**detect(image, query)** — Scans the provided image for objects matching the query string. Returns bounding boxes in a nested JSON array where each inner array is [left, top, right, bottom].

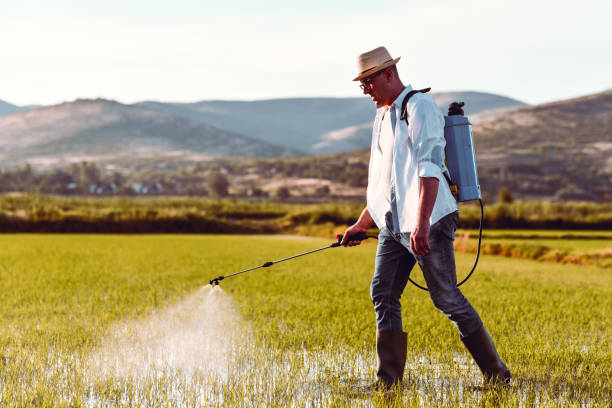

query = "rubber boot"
[[461, 324, 511, 385], [374, 331, 407, 390]]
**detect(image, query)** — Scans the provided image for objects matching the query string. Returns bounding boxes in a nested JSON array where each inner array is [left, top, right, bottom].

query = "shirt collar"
[[376, 84, 414, 117]]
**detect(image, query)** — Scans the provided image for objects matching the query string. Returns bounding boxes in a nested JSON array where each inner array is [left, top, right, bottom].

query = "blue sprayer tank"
[[443, 102, 482, 202]]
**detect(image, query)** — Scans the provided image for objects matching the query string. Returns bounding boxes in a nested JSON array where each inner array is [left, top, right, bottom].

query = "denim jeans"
[[371, 211, 483, 337]]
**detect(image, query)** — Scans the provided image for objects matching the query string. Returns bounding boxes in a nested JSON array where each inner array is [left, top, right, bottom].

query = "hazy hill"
[[472, 89, 612, 201], [139, 91, 526, 154], [0, 99, 32, 117], [0, 92, 524, 170], [0, 99, 302, 169], [216, 90, 612, 202], [138, 98, 376, 154], [0, 90, 608, 202]]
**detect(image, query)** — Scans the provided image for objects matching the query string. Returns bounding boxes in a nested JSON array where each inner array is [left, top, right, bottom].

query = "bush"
[[314, 185, 331, 197], [208, 172, 229, 197], [275, 186, 290, 200], [498, 187, 513, 203]]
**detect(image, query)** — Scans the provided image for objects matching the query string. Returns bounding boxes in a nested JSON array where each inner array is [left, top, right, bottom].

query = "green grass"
[[455, 229, 612, 268], [463, 229, 612, 239], [1, 195, 611, 233], [481, 238, 611, 252], [0, 234, 610, 407]]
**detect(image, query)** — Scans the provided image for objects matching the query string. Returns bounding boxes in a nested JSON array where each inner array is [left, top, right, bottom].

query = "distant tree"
[[498, 187, 513, 204], [0, 172, 9, 192], [40, 169, 74, 194], [70, 162, 101, 190], [208, 171, 229, 197], [345, 172, 366, 187], [16, 164, 35, 187], [314, 185, 331, 197], [111, 172, 126, 188], [275, 186, 290, 200], [249, 187, 268, 198], [84, 163, 100, 184]]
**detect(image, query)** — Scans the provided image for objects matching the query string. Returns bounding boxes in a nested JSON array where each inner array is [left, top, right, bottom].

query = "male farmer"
[[341, 46, 511, 389]]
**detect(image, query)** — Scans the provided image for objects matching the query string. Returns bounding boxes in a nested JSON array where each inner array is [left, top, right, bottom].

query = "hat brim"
[[353, 57, 401, 81]]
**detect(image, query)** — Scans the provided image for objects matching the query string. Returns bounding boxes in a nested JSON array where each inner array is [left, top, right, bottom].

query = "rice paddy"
[[0, 233, 610, 407]]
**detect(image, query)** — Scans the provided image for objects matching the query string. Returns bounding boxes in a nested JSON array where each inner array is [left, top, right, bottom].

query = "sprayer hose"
[[373, 199, 484, 292]]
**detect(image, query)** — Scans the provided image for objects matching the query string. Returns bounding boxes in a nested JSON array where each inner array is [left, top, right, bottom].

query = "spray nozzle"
[[209, 276, 224, 286]]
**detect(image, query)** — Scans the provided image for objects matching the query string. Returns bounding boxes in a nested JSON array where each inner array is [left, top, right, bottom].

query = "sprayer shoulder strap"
[[400, 87, 456, 194], [399, 87, 431, 125]]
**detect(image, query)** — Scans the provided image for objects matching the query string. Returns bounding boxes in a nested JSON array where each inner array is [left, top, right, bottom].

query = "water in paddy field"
[[82, 285, 601, 407], [87, 284, 242, 382]]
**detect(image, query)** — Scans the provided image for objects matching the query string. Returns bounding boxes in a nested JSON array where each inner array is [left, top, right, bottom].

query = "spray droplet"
[[87, 285, 244, 382]]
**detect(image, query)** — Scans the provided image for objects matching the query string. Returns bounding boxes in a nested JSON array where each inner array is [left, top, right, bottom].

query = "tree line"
[[0, 162, 231, 197]]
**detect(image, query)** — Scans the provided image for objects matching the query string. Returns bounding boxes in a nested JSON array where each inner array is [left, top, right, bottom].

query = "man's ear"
[[383, 67, 394, 82]]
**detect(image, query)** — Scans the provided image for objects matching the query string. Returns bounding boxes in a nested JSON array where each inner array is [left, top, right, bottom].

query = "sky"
[[1, 0, 611, 107]]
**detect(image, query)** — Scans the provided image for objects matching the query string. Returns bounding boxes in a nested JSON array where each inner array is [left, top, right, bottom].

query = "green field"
[[455, 229, 612, 269], [0, 234, 610, 407], [1, 195, 611, 233]]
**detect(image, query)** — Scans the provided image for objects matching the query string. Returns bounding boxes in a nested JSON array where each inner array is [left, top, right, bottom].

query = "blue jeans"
[[371, 211, 483, 337]]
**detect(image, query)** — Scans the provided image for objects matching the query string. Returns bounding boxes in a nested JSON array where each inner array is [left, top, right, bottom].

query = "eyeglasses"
[[359, 70, 385, 91]]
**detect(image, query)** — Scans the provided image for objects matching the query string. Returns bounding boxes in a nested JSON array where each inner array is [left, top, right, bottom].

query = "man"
[[341, 46, 511, 390]]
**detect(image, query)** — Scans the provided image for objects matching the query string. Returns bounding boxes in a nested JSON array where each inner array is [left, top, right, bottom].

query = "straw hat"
[[353, 46, 401, 81]]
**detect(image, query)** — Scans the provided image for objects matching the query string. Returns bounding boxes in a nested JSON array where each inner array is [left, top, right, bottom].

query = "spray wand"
[[210, 206, 482, 290], [209, 233, 376, 286]]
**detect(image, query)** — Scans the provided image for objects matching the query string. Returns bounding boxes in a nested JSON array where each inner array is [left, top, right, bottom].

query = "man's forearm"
[[417, 177, 439, 224], [341, 207, 375, 246], [356, 207, 375, 230]]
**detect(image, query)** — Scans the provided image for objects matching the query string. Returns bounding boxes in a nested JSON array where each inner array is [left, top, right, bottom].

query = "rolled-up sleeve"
[[410, 98, 446, 181]]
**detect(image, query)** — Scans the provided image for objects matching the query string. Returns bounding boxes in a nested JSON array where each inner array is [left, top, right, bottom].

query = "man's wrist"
[[416, 215, 430, 227], [355, 220, 371, 231]]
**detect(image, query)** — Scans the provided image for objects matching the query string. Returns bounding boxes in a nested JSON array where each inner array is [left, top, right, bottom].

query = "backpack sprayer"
[[210, 97, 484, 292], [402, 95, 484, 291]]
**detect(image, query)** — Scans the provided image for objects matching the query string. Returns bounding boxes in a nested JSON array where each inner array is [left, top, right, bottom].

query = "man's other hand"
[[341, 224, 368, 247], [410, 221, 431, 256]]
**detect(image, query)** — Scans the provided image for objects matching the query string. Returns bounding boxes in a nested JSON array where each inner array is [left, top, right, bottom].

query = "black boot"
[[373, 331, 407, 390], [461, 325, 511, 385]]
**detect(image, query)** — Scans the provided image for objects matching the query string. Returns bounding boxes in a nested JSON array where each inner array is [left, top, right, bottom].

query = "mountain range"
[[139, 91, 525, 154], [0, 89, 610, 201], [0, 99, 301, 169], [0, 99, 33, 117], [0, 91, 525, 169], [472, 89, 612, 201], [260, 89, 610, 202]]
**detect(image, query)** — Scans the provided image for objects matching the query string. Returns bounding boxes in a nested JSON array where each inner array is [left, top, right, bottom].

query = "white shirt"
[[366, 85, 458, 233], [378, 107, 394, 204]]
